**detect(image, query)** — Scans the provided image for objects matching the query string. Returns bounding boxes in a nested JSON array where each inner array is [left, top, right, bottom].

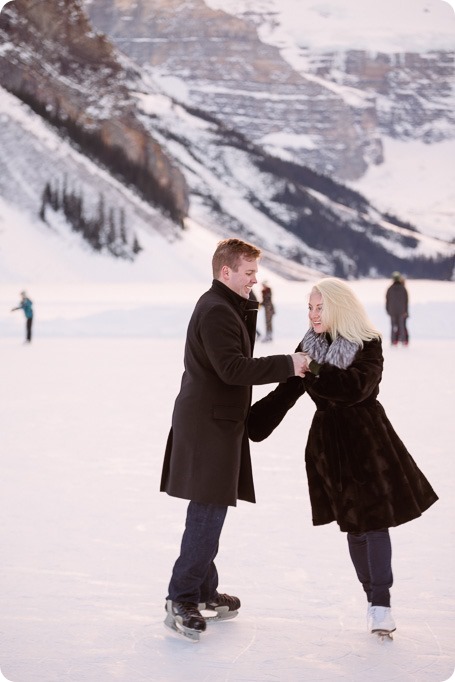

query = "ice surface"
[[1, 276, 454, 682]]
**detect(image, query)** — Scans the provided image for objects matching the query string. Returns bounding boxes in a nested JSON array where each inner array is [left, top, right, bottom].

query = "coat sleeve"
[[303, 339, 383, 406], [247, 376, 306, 441], [200, 303, 292, 385]]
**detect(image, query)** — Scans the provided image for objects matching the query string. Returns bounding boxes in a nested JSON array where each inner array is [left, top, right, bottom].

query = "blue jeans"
[[347, 529, 393, 607], [167, 501, 228, 604]]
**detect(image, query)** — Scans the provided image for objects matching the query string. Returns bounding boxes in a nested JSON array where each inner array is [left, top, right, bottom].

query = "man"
[[11, 291, 34, 343], [385, 272, 409, 345], [261, 281, 275, 342], [160, 238, 306, 640]]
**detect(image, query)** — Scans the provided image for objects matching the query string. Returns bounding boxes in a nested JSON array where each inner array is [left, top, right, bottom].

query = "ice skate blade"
[[372, 629, 395, 641], [201, 607, 239, 622], [198, 602, 239, 621], [164, 613, 201, 642]]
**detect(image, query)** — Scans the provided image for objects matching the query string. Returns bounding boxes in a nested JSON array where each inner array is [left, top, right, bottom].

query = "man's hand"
[[290, 352, 309, 377]]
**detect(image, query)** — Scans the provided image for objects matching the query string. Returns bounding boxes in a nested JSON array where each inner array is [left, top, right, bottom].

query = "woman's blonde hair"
[[310, 277, 381, 344]]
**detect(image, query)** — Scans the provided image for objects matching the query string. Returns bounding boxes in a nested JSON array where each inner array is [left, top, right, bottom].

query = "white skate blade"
[[199, 604, 239, 621], [164, 612, 201, 642], [205, 609, 239, 621]]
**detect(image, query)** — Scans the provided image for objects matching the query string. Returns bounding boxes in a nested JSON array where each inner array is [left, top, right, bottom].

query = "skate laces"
[[175, 601, 203, 617]]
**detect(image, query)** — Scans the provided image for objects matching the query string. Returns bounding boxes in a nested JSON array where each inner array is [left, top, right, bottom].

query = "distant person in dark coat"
[[261, 281, 275, 342], [160, 238, 307, 640], [11, 291, 33, 343], [249, 288, 261, 338], [248, 277, 438, 639], [386, 272, 409, 345]]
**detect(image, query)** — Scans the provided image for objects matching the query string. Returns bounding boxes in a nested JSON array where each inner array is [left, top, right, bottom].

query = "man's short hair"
[[212, 238, 261, 278]]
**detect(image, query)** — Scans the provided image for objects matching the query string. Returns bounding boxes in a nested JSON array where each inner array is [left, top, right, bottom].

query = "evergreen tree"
[[39, 182, 52, 221], [106, 207, 117, 250], [132, 235, 142, 255], [119, 208, 127, 244], [38, 179, 142, 260]]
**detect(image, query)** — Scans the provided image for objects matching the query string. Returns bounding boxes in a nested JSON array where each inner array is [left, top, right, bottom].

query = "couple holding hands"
[[160, 238, 437, 641]]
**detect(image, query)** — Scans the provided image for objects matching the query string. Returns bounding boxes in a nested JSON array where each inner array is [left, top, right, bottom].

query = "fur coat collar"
[[300, 328, 360, 369]]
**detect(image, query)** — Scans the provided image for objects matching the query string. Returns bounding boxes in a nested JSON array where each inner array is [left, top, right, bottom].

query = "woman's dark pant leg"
[[366, 529, 393, 607], [348, 532, 372, 602], [347, 529, 393, 607]]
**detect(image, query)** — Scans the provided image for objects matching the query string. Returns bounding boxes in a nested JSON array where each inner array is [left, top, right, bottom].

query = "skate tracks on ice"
[[144, 604, 454, 682]]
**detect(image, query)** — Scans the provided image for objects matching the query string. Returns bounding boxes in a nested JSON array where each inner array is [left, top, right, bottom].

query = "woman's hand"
[[302, 354, 312, 374]]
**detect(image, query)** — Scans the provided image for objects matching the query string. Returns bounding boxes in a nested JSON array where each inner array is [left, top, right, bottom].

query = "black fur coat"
[[248, 337, 438, 533]]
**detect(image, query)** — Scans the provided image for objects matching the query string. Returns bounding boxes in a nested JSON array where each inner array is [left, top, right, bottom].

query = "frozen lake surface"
[[1, 325, 454, 681]]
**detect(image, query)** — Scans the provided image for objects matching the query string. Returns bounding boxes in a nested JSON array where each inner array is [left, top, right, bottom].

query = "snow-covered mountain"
[[0, 0, 454, 281], [203, 0, 455, 240], [85, 0, 455, 240], [2, 76, 454, 281], [203, 0, 455, 149]]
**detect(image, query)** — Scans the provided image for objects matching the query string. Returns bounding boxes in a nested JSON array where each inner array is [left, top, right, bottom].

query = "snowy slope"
[[0, 90, 194, 287], [0, 86, 337, 279], [349, 138, 455, 241], [5, 82, 452, 285], [0, 86, 323, 289]]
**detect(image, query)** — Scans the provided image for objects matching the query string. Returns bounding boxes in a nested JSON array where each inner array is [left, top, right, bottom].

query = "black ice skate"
[[164, 600, 207, 641], [199, 593, 241, 621]]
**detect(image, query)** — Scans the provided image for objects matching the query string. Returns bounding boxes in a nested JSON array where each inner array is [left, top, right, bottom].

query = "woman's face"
[[308, 290, 328, 333]]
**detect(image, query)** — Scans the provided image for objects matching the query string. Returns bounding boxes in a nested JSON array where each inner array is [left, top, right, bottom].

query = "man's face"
[[223, 256, 258, 299]]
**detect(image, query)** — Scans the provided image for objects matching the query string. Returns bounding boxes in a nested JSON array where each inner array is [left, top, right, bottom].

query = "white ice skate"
[[369, 605, 396, 640]]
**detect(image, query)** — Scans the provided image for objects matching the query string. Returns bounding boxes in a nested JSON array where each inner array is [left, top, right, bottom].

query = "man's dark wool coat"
[[160, 279, 293, 507], [248, 337, 438, 533]]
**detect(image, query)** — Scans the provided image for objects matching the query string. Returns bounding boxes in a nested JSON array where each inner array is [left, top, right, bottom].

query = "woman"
[[248, 277, 438, 637]]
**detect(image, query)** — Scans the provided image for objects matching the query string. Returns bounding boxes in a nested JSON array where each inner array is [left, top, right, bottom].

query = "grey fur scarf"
[[300, 328, 360, 369]]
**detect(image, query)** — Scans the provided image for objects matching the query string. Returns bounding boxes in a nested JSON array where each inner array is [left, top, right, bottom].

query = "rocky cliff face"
[[85, 0, 454, 182], [305, 48, 455, 143], [85, 0, 383, 181], [0, 0, 189, 221]]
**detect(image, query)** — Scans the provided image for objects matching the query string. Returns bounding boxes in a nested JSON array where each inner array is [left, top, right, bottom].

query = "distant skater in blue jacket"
[[11, 291, 34, 343]]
